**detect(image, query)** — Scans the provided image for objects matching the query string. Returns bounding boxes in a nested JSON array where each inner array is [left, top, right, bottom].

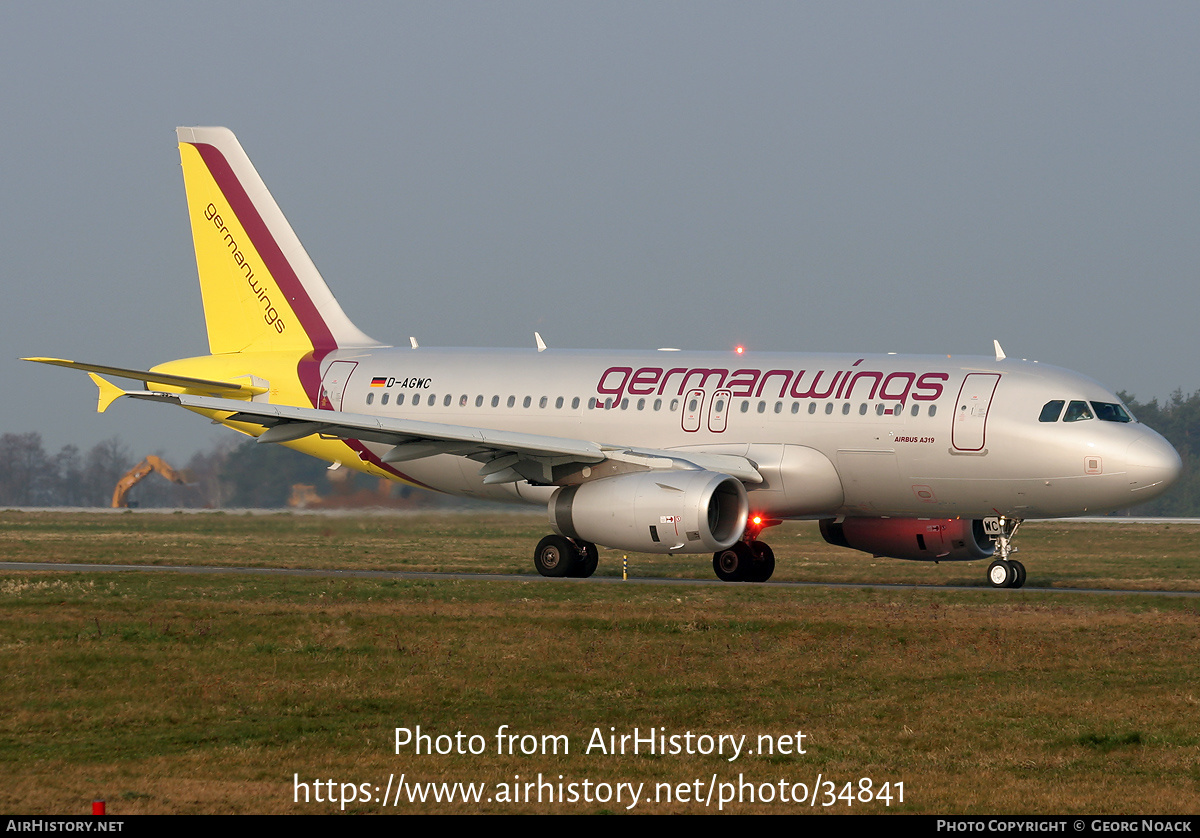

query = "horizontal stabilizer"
[[22, 357, 268, 397]]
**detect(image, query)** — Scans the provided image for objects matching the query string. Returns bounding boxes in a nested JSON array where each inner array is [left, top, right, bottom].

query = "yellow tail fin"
[[175, 127, 379, 355]]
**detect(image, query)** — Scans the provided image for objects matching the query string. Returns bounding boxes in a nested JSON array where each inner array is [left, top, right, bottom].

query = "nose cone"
[[1126, 432, 1183, 500]]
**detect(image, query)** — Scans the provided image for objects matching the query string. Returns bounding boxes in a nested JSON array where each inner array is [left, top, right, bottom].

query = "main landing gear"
[[533, 534, 599, 578], [986, 517, 1026, 589], [712, 517, 781, 583]]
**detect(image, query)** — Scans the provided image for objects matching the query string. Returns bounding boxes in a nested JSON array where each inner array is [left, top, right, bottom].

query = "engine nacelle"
[[549, 470, 749, 554], [819, 517, 994, 562]]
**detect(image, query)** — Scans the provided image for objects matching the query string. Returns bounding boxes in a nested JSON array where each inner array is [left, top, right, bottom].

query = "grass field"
[[1, 511, 1198, 814]]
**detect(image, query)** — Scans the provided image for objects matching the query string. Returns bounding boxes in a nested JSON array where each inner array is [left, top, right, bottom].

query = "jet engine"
[[549, 470, 748, 554], [819, 517, 994, 562]]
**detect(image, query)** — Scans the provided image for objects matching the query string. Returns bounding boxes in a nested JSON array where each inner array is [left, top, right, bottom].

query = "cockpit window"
[[1091, 401, 1132, 423], [1039, 400, 1064, 422], [1063, 400, 1094, 422]]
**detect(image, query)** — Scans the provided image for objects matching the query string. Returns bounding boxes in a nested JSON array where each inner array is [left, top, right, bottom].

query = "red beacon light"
[[735, 345, 745, 355], [747, 514, 782, 539]]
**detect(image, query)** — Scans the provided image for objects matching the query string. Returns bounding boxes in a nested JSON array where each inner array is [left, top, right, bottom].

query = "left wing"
[[118, 387, 763, 487]]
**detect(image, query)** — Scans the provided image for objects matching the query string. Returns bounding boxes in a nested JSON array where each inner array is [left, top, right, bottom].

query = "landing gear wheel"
[[534, 535, 579, 578], [1010, 559, 1026, 589], [713, 542, 753, 582], [747, 541, 776, 582], [987, 559, 1016, 589], [570, 540, 599, 578]]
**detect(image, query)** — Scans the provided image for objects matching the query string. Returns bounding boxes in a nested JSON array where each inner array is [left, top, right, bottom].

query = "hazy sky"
[[3, 2, 1198, 460]]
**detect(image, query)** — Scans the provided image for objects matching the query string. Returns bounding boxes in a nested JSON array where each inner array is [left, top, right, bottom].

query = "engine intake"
[[550, 470, 748, 554]]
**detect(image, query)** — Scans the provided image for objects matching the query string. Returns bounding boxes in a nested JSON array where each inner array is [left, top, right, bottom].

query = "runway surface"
[[3, 560, 1198, 598]]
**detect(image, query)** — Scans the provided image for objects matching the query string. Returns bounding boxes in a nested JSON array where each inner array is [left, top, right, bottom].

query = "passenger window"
[[740, 402, 749, 413], [522, 396, 531, 408], [825, 403, 834, 415], [653, 398, 662, 411], [381, 393, 389, 405], [572, 397, 580, 409], [428, 394, 436, 406], [774, 402, 783, 414], [444, 394, 452, 407], [859, 403, 868, 415], [459, 394, 468, 407], [476, 395, 484, 407], [929, 405, 937, 417], [491, 395, 500, 408], [507, 396, 516, 408], [366, 393, 374, 405], [714, 398, 725, 412], [807, 403, 815, 415], [842, 403, 851, 415], [539, 396, 548, 408], [1039, 400, 1064, 422], [671, 399, 679, 411], [555, 396, 564, 409], [1063, 400, 1093, 422], [1091, 402, 1132, 423], [757, 401, 766, 414]]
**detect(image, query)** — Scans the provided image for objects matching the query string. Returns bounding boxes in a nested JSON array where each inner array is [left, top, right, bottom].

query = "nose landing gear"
[[986, 517, 1026, 588]]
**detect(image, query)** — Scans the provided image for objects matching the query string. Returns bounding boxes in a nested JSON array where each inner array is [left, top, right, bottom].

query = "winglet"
[[993, 340, 1006, 361], [87, 373, 127, 414], [535, 332, 547, 352]]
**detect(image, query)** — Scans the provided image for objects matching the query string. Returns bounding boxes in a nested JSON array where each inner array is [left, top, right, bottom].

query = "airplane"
[[26, 127, 1182, 588]]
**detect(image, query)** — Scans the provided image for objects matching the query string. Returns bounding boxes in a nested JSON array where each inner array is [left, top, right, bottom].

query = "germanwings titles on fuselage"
[[594, 358, 947, 405]]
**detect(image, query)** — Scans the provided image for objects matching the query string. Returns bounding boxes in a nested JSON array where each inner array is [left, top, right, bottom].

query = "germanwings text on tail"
[[26, 127, 1182, 588]]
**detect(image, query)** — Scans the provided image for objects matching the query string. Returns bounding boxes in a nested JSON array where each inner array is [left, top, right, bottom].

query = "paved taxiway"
[[3, 561, 1198, 598]]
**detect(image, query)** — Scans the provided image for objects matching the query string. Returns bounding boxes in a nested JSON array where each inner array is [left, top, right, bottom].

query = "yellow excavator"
[[111, 455, 189, 508]]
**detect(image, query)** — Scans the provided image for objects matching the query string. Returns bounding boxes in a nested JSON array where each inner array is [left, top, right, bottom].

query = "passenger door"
[[952, 373, 1000, 452]]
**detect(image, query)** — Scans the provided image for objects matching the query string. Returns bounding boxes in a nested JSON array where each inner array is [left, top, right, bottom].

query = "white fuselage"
[[315, 346, 1180, 520]]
